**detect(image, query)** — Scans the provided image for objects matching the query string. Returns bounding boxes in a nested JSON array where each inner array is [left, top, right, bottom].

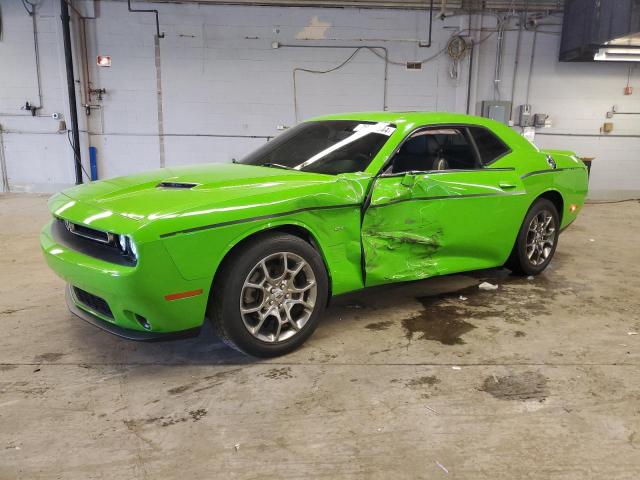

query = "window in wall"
[[468, 126, 510, 165], [391, 127, 479, 173]]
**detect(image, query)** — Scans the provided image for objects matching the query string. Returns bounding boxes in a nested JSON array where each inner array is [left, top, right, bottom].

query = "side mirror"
[[401, 172, 416, 187]]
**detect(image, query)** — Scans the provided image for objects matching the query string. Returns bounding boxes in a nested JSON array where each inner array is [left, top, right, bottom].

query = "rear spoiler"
[[540, 149, 577, 157]]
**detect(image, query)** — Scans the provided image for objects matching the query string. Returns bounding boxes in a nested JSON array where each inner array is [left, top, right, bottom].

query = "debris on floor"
[[478, 282, 499, 291], [459, 295, 468, 301], [234, 444, 240, 452], [451, 366, 461, 370], [425, 405, 438, 414], [435, 461, 449, 474], [628, 332, 638, 336], [527, 275, 534, 280]]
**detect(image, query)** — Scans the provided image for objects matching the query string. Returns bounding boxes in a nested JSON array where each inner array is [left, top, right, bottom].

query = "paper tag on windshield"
[[353, 123, 395, 136], [376, 124, 396, 136]]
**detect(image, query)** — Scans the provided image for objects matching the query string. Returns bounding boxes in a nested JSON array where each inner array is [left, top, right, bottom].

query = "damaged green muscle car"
[[41, 112, 588, 356]]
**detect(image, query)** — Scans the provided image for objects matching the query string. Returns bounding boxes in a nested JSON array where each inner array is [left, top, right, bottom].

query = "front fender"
[[161, 205, 364, 295]]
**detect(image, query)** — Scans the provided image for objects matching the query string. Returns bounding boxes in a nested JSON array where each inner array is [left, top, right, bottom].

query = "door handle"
[[499, 182, 517, 190], [401, 172, 417, 187]]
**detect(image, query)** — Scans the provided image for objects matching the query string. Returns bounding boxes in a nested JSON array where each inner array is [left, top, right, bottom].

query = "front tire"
[[507, 198, 559, 276], [209, 233, 329, 357]]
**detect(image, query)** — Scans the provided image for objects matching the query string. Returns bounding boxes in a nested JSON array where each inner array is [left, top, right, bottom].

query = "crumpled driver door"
[[361, 169, 526, 287]]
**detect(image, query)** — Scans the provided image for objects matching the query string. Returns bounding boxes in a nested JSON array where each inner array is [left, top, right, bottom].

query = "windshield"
[[238, 120, 395, 174]]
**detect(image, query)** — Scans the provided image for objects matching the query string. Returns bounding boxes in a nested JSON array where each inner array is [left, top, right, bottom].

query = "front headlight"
[[116, 234, 137, 260], [128, 237, 138, 259], [118, 234, 128, 252]]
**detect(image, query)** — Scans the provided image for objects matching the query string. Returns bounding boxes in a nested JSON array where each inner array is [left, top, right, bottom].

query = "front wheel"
[[507, 198, 559, 276], [209, 233, 328, 357]]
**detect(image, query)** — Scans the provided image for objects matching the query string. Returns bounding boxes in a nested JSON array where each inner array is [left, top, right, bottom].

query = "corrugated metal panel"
[[149, 0, 562, 11]]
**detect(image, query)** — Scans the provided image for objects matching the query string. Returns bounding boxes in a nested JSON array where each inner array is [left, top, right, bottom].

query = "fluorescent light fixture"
[[594, 48, 640, 62]]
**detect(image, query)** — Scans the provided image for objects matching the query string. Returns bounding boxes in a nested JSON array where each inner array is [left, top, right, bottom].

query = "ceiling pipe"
[[418, 0, 434, 47], [63, 0, 97, 108], [128, 0, 164, 38], [509, 12, 524, 121], [466, 38, 474, 114], [60, 0, 83, 184]]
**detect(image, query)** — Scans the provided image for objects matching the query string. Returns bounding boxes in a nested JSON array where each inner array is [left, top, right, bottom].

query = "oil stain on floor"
[[480, 371, 548, 402], [365, 320, 395, 331], [398, 271, 573, 345], [401, 295, 477, 345], [405, 375, 440, 387]]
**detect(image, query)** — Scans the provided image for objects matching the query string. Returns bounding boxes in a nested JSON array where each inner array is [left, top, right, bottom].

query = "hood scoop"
[[157, 181, 198, 189]]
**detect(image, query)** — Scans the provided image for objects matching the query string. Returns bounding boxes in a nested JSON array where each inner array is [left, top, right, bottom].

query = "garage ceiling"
[[146, 0, 563, 11]]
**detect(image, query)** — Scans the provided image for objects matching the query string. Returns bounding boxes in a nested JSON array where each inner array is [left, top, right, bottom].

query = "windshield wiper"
[[261, 163, 295, 170]]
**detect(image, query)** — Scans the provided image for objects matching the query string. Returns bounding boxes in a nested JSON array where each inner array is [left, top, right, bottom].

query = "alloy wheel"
[[240, 252, 317, 343], [526, 209, 556, 266]]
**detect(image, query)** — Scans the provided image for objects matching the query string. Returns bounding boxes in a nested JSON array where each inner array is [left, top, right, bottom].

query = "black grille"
[[73, 287, 113, 319], [66, 221, 112, 243], [52, 219, 136, 267]]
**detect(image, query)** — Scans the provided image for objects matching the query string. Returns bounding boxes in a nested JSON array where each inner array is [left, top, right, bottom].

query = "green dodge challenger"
[[41, 112, 588, 356]]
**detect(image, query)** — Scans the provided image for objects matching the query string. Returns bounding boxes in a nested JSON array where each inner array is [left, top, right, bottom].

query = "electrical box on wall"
[[518, 104, 533, 127], [534, 113, 550, 128], [481, 101, 512, 124]]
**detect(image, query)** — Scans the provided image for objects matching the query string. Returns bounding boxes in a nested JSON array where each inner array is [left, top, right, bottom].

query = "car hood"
[[54, 163, 366, 240]]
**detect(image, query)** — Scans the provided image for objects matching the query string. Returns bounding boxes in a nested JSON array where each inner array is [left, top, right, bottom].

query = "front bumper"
[[66, 285, 201, 341], [41, 220, 210, 337]]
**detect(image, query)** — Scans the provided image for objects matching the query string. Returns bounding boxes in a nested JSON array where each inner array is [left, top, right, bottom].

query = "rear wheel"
[[507, 198, 559, 276], [209, 233, 328, 357]]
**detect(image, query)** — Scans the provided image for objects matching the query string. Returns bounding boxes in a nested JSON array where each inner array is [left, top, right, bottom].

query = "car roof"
[[308, 111, 536, 151], [309, 111, 496, 126]]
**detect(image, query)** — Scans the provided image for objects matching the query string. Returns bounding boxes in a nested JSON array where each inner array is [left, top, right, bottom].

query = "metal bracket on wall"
[[127, 0, 164, 39]]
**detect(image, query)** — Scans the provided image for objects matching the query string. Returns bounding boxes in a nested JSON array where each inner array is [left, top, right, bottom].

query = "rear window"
[[468, 126, 510, 165]]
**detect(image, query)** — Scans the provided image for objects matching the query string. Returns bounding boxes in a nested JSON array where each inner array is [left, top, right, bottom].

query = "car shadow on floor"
[[68, 267, 556, 366]]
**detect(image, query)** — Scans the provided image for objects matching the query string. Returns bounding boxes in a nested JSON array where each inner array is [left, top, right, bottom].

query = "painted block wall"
[[0, 0, 638, 199], [471, 14, 640, 200]]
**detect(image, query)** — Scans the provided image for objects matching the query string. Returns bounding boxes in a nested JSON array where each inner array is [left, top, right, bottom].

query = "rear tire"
[[209, 233, 328, 357], [506, 198, 559, 276]]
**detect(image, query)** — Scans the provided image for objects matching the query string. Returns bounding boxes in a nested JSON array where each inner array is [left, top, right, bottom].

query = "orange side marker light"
[[164, 289, 203, 301]]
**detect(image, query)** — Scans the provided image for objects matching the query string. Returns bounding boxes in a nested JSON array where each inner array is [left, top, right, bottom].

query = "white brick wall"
[[0, 0, 638, 199]]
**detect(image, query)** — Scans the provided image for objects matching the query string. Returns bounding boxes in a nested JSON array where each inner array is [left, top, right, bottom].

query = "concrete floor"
[[1, 194, 639, 479]]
